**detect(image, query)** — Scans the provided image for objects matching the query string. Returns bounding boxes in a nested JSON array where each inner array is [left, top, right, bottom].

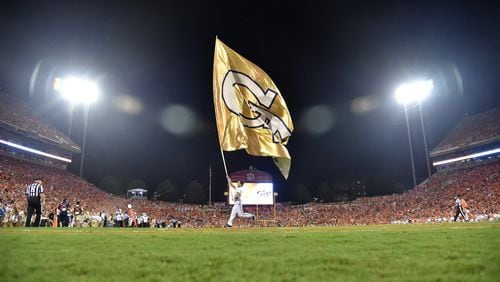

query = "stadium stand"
[[0, 92, 498, 228], [0, 91, 81, 171], [1, 154, 498, 228], [430, 107, 500, 159], [0, 91, 80, 152]]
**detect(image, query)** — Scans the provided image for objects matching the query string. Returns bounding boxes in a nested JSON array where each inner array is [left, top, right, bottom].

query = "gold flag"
[[213, 37, 293, 179]]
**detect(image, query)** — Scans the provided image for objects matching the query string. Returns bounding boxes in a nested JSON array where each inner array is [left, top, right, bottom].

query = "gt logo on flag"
[[213, 37, 293, 178], [222, 70, 292, 143]]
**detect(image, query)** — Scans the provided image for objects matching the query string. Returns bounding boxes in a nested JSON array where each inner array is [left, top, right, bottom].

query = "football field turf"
[[1, 222, 498, 282]]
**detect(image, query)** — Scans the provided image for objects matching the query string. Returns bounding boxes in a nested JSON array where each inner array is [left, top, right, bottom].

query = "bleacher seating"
[[1, 155, 498, 227], [430, 107, 500, 157]]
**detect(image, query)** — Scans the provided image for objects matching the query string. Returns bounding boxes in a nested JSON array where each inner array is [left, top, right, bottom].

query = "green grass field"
[[1, 223, 499, 282]]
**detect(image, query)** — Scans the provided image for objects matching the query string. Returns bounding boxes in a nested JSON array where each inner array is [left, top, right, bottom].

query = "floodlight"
[[395, 79, 434, 185], [395, 80, 433, 105], [52, 76, 100, 178], [54, 77, 99, 104]]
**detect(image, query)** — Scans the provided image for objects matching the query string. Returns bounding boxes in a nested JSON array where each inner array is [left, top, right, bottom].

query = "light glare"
[[113, 94, 143, 115], [395, 80, 433, 105], [300, 105, 335, 135], [350, 96, 379, 114], [160, 105, 196, 136], [54, 77, 99, 104]]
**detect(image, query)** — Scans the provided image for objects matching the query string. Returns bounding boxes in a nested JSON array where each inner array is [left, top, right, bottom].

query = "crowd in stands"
[[0, 91, 78, 151], [1, 154, 498, 228], [432, 107, 500, 154], [1, 87, 498, 228], [251, 158, 498, 227], [0, 137, 70, 170]]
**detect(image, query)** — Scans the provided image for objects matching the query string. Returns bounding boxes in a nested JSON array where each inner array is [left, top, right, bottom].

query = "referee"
[[25, 177, 44, 227]]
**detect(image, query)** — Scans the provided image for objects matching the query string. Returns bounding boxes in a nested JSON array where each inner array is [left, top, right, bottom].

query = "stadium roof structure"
[[127, 188, 148, 193], [229, 166, 273, 183], [0, 91, 81, 153], [430, 107, 500, 158]]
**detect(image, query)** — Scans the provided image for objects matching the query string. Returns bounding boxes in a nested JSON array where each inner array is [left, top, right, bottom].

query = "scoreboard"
[[228, 182, 274, 205]]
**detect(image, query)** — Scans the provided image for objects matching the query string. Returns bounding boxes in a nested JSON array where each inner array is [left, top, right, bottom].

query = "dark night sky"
[[0, 1, 499, 201]]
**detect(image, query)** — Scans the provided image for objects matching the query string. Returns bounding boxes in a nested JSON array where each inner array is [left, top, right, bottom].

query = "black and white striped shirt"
[[26, 182, 43, 198]]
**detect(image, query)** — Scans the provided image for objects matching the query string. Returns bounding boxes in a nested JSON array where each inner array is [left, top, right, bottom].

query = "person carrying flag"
[[224, 177, 255, 228]]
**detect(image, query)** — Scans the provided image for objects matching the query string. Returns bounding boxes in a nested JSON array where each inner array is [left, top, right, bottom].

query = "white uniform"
[[227, 184, 254, 226]]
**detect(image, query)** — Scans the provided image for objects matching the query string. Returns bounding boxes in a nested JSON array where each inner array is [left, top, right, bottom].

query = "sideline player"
[[127, 204, 138, 228], [453, 194, 468, 222], [224, 177, 255, 228], [73, 201, 84, 227], [25, 177, 44, 227]]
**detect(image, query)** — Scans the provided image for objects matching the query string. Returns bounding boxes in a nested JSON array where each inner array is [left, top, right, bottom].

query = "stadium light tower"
[[54, 77, 99, 178], [395, 80, 434, 187], [418, 101, 432, 178]]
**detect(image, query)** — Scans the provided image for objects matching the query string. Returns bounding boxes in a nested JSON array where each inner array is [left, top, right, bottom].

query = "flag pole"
[[219, 145, 229, 179], [218, 122, 231, 180], [209, 164, 212, 206]]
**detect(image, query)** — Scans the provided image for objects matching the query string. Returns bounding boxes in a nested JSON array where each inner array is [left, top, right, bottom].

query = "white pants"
[[227, 202, 254, 226]]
